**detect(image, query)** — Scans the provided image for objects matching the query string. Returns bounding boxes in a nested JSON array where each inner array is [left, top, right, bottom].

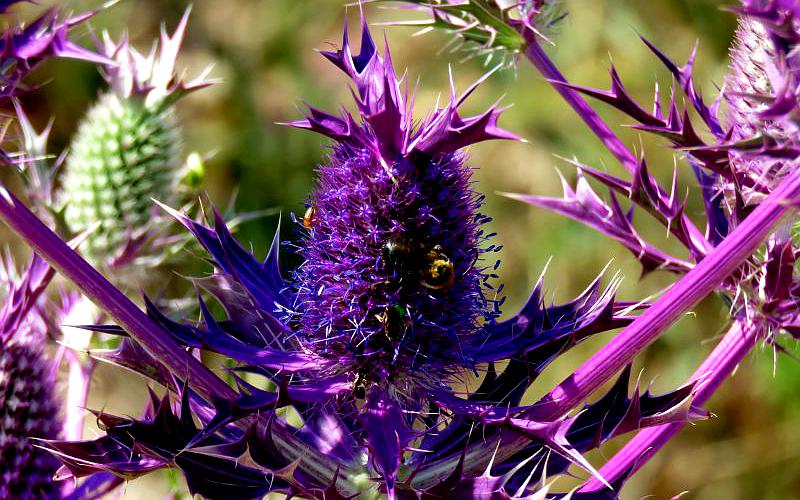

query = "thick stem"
[[529, 169, 800, 421], [523, 39, 709, 254], [579, 318, 760, 491], [64, 356, 93, 440], [61, 296, 100, 441]]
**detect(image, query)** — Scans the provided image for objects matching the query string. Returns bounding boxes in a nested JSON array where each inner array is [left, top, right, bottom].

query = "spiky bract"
[[382, 0, 566, 65]]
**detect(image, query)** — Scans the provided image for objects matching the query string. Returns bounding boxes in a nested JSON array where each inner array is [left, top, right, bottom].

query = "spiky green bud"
[[59, 8, 211, 265], [61, 92, 181, 260]]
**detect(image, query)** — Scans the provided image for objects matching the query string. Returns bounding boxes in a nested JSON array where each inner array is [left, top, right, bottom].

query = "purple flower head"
[[722, 5, 800, 204], [730, 4, 800, 344], [0, 255, 62, 499], [287, 17, 518, 379], [709, 2, 800, 342]]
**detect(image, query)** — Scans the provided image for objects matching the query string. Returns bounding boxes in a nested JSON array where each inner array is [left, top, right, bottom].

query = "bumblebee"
[[381, 235, 455, 290]]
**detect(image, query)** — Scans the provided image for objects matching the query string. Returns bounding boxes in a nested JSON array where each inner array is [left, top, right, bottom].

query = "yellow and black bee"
[[381, 235, 455, 290]]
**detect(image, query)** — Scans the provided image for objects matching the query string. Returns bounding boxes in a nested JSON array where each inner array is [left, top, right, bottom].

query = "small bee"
[[420, 245, 455, 290], [381, 234, 417, 273], [303, 206, 317, 229]]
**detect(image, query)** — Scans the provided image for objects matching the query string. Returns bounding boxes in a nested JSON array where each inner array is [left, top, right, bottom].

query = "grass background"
[[7, 0, 800, 498]]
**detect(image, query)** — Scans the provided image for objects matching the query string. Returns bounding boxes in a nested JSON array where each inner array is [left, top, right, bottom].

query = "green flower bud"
[[61, 92, 181, 260], [59, 8, 212, 264]]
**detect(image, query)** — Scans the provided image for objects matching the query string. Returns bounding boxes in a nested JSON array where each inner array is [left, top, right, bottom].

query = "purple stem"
[[0, 189, 235, 401], [63, 354, 94, 441], [528, 168, 800, 421], [523, 39, 710, 254], [523, 40, 639, 173], [578, 318, 760, 491], [59, 352, 93, 498]]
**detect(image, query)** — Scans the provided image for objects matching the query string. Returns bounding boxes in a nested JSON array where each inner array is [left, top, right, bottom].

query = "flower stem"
[[578, 318, 760, 491], [529, 168, 800, 421], [523, 40, 639, 172], [522, 38, 709, 253], [64, 355, 93, 441]]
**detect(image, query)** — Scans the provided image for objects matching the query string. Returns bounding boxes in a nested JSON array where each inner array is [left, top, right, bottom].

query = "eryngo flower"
[[721, 1, 800, 339], [722, 13, 798, 204], [60, 8, 212, 265], [39, 18, 709, 500], [288, 19, 517, 377], [0, 256, 61, 499]]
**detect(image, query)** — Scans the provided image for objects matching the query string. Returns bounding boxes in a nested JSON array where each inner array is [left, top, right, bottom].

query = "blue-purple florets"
[[294, 144, 496, 377], [0, 257, 61, 499]]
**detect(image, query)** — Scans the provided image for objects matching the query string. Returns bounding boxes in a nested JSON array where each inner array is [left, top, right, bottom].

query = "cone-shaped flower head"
[[723, 3, 800, 204], [60, 8, 212, 263], [289, 18, 517, 383], [0, 257, 61, 499], [718, 2, 800, 340], [726, 19, 778, 140]]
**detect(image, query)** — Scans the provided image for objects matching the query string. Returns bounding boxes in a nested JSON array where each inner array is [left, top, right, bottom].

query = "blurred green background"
[[7, 0, 800, 498]]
